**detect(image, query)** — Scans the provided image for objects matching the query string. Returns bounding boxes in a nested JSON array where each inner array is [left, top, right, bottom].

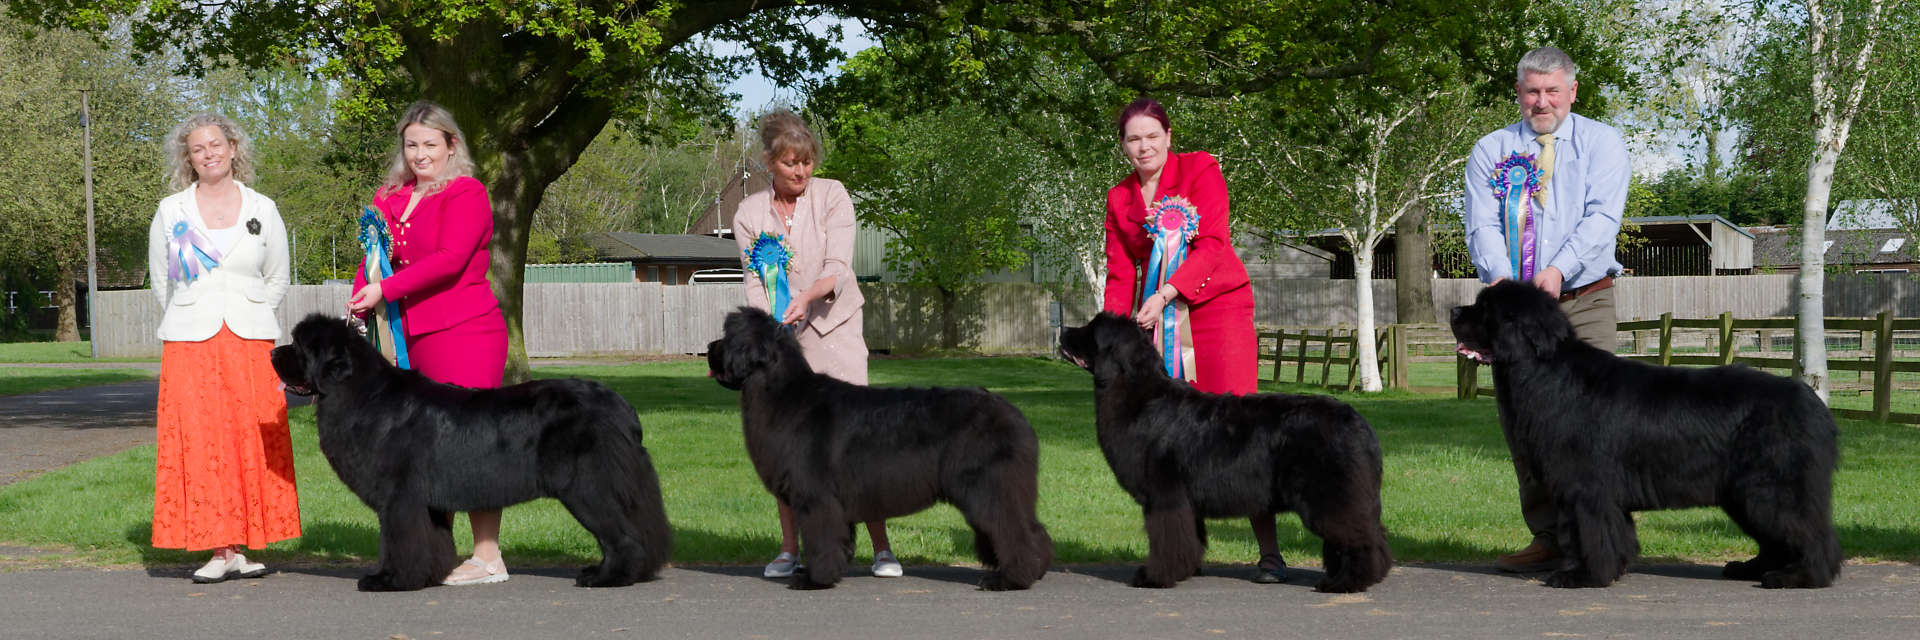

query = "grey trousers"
[[1515, 285, 1616, 547]]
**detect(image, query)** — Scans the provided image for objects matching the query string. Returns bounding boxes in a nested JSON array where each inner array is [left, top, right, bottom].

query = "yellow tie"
[[1534, 132, 1555, 205]]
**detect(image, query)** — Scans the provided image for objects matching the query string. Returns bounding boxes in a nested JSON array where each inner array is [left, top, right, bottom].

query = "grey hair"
[[165, 113, 255, 191], [758, 110, 823, 165], [1517, 47, 1579, 85], [380, 100, 476, 197]]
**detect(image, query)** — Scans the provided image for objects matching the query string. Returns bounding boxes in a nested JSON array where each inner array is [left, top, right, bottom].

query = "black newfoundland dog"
[[706, 307, 1052, 590], [1057, 313, 1392, 592], [270, 314, 672, 591], [1450, 281, 1841, 589]]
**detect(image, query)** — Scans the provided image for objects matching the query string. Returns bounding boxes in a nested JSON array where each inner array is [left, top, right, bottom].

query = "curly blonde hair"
[[380, 100, 476, 197], [165, 113, 254, 191]]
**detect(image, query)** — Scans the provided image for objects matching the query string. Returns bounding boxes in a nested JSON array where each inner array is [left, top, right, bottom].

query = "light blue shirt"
[[1463, 112, 1629, 289]]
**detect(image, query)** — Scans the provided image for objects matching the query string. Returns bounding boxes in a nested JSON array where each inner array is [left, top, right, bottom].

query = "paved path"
[[3, 562, 1917, 639], [0, 380, 163, 486]]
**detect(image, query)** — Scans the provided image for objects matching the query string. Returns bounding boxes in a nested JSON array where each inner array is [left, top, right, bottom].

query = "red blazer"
[[1103, 151, 1251, 314], [353, 176, 500, 336]]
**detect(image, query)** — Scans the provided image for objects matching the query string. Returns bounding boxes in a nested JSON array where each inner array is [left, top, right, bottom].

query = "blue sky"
[[721, 17, 876, 115]]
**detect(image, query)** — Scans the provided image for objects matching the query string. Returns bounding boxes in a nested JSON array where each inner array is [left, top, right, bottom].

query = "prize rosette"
[[1141, 195, 1201, 381], [745, 232, 794, 323], [357, 206, 411, 369], [1489, 152, 1542, 281], [166, 219, 223, 284]]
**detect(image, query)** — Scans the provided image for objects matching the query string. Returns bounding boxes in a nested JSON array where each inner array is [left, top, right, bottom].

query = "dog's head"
[[1058, 312, 1163, 380], [707, 306, 807, 390], [1449, 280, 1575, 364], [270, 313, 382, 397]]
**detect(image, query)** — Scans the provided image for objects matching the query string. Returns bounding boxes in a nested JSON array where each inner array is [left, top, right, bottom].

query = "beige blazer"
[[733, 177, 865, 337], [146, 182, 291, 342]]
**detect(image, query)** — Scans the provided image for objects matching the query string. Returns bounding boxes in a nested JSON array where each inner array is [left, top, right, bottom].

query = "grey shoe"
[[871, 550, 903, 578], [763, 552, 801, 578]]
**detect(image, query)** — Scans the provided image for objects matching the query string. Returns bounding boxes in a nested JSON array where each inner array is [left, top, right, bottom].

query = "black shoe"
[[1252, 554, 1287, 584]]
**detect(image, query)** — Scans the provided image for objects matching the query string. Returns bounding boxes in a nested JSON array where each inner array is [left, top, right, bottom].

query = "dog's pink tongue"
[[276, 381, 287, 392], [1455, 343, 1491, 364]]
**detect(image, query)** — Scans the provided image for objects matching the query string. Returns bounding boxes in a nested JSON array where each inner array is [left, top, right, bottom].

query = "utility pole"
[[81, 88, 98, 358]]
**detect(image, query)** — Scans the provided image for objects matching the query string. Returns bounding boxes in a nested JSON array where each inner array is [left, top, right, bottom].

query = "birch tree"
[[1793, 0, 1893, 401]]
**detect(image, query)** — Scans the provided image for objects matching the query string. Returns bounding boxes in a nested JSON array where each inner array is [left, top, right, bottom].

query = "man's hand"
[[1531, 266, 1565, 299]]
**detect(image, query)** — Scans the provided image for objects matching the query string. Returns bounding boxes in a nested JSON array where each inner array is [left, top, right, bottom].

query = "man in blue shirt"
[[1462, 46, 1630, 574]]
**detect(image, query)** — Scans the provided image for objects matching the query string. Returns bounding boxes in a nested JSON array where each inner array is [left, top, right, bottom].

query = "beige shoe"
[[190, 555, 231, 583], [1495, 540, 1562, 573], [444, 557, 509, 586]]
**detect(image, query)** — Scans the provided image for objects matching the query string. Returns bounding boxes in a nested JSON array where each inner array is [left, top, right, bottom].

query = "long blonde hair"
[[164, 113, 254, 191], [379, 100, 476, 197]]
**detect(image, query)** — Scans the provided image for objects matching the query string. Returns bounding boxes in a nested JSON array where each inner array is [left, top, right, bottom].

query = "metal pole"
[[82, 88, 98, 358]]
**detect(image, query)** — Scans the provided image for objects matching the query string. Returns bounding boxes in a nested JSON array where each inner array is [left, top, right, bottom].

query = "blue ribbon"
[[166, 220, 222, 284], [1489, 152, 1542, 281], [357, 206, 410, 369]]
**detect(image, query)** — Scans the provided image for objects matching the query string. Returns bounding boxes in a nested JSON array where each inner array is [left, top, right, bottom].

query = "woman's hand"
[[346, 282, 385, 315], [781, 293, 810, 327], [1133, 284, 1178, 329]]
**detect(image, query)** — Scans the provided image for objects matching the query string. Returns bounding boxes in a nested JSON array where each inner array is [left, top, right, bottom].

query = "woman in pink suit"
[[733, 110, 902, 580], [347, 101, 510, 586], [1102, 97, 1277, 583]]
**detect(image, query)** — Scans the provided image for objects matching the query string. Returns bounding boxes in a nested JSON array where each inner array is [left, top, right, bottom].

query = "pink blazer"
[[733, 177, 864, 337], [1103, 151, 1252, 314], [353, 176, 500, 337]]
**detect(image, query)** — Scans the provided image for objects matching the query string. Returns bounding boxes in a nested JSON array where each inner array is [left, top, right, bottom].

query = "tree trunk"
[[1797, 147, 1837, 402], [1353, 247, 1382, 392], [1393, 199, 1436, 324], [938, 286, 960, 350], [53, 274, 80, 342]]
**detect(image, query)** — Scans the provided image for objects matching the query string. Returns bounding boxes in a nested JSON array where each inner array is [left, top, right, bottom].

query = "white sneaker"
[[190, 552, 268, 583], [190, 555, 230, 583], [871, 550, 903, 578], [443, 557, 510, 586], [763, 551, 800, 578]]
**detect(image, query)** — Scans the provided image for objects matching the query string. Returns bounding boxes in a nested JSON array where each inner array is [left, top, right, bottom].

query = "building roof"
[[578, 232, 741, 264], [1751, 227, 1919, 268], [1629, 214, 1755, 239], [690, 157, 770, 237], [1830, 199, 1908, 230]]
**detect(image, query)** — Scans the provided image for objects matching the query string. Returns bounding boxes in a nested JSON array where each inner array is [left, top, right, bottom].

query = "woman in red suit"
[[348, 101, 510, 586], [1102, 97, 1278, 583]]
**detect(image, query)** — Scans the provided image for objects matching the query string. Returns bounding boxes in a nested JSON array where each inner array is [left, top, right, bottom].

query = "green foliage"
[[531, 120, 749, 262], [0, 18, 184, 337]]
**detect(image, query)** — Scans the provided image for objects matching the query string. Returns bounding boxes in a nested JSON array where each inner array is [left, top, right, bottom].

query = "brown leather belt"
[[1558, 275, 1615, 302]]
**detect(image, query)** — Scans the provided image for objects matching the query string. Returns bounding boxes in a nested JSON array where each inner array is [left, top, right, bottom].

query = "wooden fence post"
[[1874, 310, 1894, 423], [1659, 311, 1674, 367], [1457, 356, 1477, 399], [1294, 330, 1309, 383], [1391, 324, 1409, 389], [1719, 311, 1736, 365]]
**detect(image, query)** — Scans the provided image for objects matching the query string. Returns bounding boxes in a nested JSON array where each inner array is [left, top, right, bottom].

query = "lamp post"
[[81, 88, 97, 358]]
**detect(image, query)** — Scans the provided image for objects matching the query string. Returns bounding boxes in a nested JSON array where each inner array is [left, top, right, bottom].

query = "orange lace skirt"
[[152, 325, 301, 550]]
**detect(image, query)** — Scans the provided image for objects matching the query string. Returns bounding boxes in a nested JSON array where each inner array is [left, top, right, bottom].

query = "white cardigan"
[[146, 182, 291, 342]]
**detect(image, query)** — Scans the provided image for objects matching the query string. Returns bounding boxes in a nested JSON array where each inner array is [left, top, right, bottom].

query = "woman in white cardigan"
[[145, 113, 301, 584]]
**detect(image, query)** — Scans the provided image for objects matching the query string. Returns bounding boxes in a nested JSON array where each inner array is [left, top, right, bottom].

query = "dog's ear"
[[1487, 282, 1573, 360], [720, 306, 784, 382]]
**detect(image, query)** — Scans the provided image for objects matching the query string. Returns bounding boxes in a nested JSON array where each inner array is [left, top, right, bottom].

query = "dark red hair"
[[1115, 97, 1170, 138]]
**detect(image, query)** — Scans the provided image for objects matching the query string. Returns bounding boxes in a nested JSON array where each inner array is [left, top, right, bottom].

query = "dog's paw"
[[787, 567, 837, 591], [978, 572, 1029, 591], [1128, 567, 1176, 589], [1759, 568, 1830, 589], [357, 572, 421, 592], [1723, 559, 1769, 581], [1543, 570, 1610, 589]]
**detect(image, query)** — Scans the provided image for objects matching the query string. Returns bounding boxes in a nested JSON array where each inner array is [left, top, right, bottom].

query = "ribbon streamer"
[[745, 232, 794, 328], [357, 206, 411, 369], [166, 220, 223, 284], [1489, 152, 1542, 282], [1141, 195, 1200, 382]]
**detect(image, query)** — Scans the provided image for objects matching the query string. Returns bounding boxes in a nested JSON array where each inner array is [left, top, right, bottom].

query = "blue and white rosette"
[[357, 206, 410, 369], [745, 232, 794, 327], [1141, 195, 1201, 382], [166, 219, 223, 284]]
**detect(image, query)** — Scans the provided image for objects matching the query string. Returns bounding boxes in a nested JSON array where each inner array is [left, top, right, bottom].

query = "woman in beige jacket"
[[733, 110, 899, 580]]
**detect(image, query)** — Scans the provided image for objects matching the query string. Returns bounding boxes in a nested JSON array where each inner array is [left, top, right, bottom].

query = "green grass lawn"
[[0, 341, 155, 364], [2, 356, 1917, 572], [0, 368, 154, 396]]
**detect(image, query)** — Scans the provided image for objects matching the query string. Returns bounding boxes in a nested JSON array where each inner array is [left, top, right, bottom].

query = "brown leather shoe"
[[1495, 540, 1561, 573]]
